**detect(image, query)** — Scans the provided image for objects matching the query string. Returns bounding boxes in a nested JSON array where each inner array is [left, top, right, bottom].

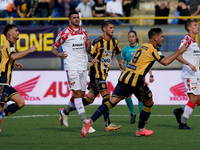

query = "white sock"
[[183, 105, 193, 119], [74, 98, 86, 116]]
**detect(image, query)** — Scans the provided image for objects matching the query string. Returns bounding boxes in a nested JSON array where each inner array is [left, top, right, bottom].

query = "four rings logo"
[[170, 82, 188, 101], [14, 76, 41, 101]]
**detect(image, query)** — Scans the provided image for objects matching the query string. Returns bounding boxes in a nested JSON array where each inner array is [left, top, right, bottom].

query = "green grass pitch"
[[0, 105, 200, 150]]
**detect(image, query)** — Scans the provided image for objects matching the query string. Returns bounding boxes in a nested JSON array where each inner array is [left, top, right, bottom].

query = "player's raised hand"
[[58, 51, 68, 59], [29, 45, 37, 53]]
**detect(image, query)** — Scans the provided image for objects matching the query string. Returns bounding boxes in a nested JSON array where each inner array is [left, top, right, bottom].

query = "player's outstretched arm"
[[11, 45, 37, 60], [51, 47, 68, 59], [160, 42, 188, 66]]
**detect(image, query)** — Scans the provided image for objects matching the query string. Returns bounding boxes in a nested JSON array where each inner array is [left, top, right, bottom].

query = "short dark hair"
[[148, 28, 162, 39], [68, 11, 79, 19], [185, 20, 195, 32], [128, 30, 139, 43], [3, 24, 17, 37], [101, 21, 114, 31]]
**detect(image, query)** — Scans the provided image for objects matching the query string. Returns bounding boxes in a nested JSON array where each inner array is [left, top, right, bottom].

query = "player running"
[[81, 28, 188, 138]]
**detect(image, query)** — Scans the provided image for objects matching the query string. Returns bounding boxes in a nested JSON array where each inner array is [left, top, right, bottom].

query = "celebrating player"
[[122, 30, 154, 124], [81, 27, 188, 138], [0, 24, 37, 132]]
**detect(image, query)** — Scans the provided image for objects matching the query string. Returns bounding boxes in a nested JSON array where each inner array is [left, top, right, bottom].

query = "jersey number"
[[132, 49, 141, 64]]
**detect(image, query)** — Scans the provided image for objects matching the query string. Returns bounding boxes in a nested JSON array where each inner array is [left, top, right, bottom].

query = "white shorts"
[[182, 78, 200, 95], [66, 70, 87, 91]]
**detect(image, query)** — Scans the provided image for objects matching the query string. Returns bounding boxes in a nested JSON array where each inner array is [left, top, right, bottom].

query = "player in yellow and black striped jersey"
[[88, 35, 121, 80], [0, 24, 36, 132], [0, 40, 17, 85], [119, 43, 164, 87], [81, 28, 189, 138]]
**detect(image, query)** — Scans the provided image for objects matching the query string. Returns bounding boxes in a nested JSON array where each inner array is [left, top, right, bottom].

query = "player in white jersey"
[[173, 21, 200, 129], [51, 11, 95, 133]]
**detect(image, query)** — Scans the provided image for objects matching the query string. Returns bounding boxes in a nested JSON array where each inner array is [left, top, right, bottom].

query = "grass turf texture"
[[0, 105, 200, 150]]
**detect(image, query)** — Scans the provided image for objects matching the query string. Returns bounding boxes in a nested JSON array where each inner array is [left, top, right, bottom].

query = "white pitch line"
[[3, 114, 200, 119]]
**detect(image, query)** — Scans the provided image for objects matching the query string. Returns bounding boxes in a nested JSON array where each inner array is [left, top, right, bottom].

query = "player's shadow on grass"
[[155, 124, 179, 129], [37, 127, 82, 133], [85, 131, 135, 138]]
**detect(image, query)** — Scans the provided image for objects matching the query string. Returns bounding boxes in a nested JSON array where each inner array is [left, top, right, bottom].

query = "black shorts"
[[112, 81, 152, 103], [0, 85, 18, 105], [87, 78, 108, 95]]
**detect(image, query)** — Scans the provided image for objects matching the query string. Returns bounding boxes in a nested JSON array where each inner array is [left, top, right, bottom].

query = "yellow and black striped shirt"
[[0, 40, 16, 85], [88, 36, 121, 80], [119, 43, 165, 86]]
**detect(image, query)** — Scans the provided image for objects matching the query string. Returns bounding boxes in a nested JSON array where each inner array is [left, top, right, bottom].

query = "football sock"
[[64, 105, 76, 115], [138, 101, 143, 114], [102, 94, 111, 127], [4, 103, 20, 116], [125, 97, 135, 114], [74, 98, 86, 121], [181, 101, 195, 124], [80, 112, 86, 122], [138, 104, 153, 129], [91, 100, 115, 123], [82, 97, 94, 106]]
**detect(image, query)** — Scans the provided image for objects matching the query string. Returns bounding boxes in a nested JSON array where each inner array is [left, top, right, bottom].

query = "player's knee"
[[73, 91, 82, 98], [17, 99, 25, 108], [140, 90, 153, 104], [142, 103, 154, 113]]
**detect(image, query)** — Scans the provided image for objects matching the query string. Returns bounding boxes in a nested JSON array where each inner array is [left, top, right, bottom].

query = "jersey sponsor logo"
[[170, 82, 188, 101], [193, 50, 200, 56], [127, 63, 136, 70], [101, 55, 111, 65], [72, 44, 84, 47], [103, 50, 112, 55], [10, 47, 14, 52], [13, 76, 41, 101]]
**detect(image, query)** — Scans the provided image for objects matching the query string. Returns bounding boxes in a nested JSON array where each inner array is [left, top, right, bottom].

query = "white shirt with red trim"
[[177, 34, 200, 78], [53, 26, 89, 70]]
